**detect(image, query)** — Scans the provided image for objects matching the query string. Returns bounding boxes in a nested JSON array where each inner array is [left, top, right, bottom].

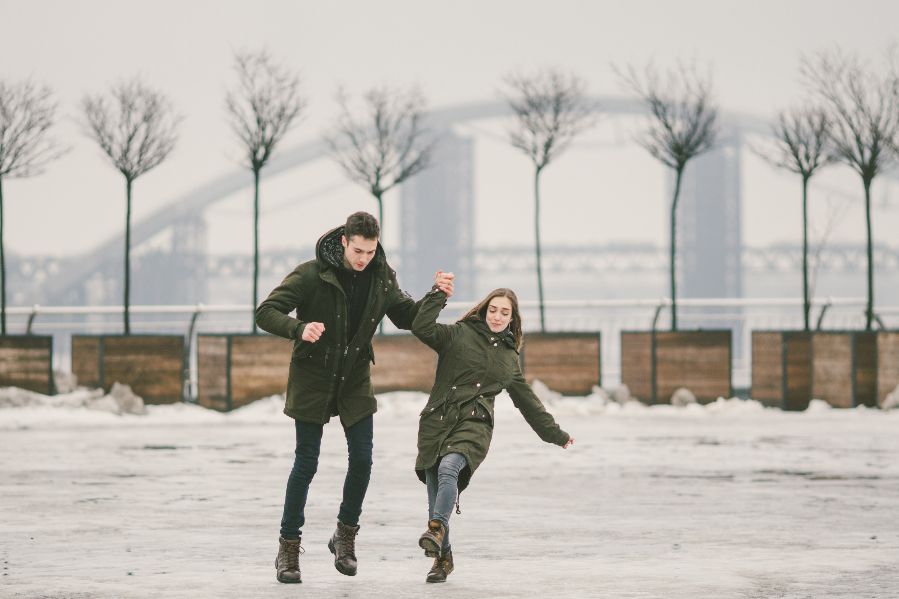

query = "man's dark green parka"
[[255, 226, 421, 427], [411, 289, 570, 492]]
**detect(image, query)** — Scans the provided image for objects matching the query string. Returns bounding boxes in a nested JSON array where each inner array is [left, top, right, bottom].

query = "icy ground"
[[1, 388, 898, 598]]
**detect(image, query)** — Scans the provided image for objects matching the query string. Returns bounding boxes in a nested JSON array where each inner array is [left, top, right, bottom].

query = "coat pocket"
[[419, 387, 454, 417], [475, 396, 495, 427], [291, 338, 313, 362]]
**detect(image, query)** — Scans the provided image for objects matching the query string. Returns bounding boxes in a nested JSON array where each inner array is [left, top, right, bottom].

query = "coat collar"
[[466, 316, 517, 350]]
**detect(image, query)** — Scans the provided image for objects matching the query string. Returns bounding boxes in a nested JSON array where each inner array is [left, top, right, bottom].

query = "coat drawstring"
[[455, 491, 462, 515]]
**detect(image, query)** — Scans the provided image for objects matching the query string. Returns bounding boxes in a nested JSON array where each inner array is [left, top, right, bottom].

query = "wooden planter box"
[[371, 334, 436, 393], [520, 332, 601, 395], [71, 335, 185, 404], [878, 331, 899, 408], [811, 331, 877, 408], [197, 334, 292, 411], [621, 330, 732, 404], [0, 335, 54, 394], [751, 331, 812, 411]]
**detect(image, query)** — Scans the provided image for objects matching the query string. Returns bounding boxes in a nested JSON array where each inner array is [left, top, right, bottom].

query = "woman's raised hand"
[[563, 437, 575, 449]]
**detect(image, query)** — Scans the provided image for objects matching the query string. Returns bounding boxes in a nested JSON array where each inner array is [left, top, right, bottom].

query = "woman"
[[411, 280, 574, 583]]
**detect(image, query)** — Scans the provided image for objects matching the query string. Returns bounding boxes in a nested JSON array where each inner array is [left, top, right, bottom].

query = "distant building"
[[399, 131, 476, 299]]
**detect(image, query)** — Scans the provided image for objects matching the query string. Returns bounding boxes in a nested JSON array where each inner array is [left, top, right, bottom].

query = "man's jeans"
[[279, 415, 374, 539], [425, 452, 468, 553]]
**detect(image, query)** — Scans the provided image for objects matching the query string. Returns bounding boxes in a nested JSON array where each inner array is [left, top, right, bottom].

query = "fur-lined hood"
[[315, 225, 386, 271]]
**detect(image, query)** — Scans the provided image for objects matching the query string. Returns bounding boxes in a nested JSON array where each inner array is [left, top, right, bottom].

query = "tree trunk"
[[0, 177, 5, 336], [670, 167, 684, 331], [375, 191, 384, 335], [864, 177, 874, 331], [124, 177, 133, 335], [376, 194, 384, 241], [252, 168, 260, 334], [534, 167, 546, 333], [802, 176, 810, 331]]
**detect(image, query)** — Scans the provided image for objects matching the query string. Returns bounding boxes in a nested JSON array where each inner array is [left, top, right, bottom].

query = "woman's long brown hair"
[[458, 288, 523, 350]]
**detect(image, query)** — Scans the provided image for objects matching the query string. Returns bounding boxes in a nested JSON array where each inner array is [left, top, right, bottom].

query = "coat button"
[[452, 386, 456, 390], [476, 383, 481, 387], [493, 343, 498, 347], [341, 376, 345, 381]]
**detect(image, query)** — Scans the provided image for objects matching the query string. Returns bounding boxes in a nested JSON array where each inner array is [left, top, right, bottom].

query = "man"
[[256, 211, 454, 584]]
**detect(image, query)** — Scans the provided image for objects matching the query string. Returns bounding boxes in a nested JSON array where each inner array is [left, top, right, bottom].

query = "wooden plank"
[[877, 332, 899, 408], [522, 333, 600, 395], [229, 335, 291, 409], [620, 332, 652, 402], [102, 336, 184, 404], [655, 331, 731, 404], [0, 336, 53, 394], [853, 332, 877, 408], [811, 333, 853, 408], [197, 336, 229, 411], [371, 335, 436, 392], [71, 336, 101, 389], [783, 332, 812, 411], [751, 332, 782, 407]]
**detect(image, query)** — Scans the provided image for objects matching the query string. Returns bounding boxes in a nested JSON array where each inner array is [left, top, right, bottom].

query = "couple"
[[256, 211, 574, 585]]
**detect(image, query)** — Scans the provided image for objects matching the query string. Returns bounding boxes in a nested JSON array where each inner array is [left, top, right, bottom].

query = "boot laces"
[[345, 531, 356, 558], [282, 541, 303, 570]]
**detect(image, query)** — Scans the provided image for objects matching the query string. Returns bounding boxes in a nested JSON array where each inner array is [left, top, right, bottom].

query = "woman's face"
[[486, 296, 513, 332]]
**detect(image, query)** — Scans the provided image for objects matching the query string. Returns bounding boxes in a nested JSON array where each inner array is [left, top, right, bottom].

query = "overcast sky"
[[2, 0, 899, 257]]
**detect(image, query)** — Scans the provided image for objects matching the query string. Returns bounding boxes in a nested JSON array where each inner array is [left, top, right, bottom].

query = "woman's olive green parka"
[[412, 289, 570, 491]]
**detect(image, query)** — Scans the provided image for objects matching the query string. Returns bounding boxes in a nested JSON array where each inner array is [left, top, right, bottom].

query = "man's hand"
[[434, 270, 455, 297], [563, 437, 575, 449], [301, 322, 325, 343]]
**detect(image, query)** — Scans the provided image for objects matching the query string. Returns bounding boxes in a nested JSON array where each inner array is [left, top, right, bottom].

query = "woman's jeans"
[[425, 452, 468, 553], [279, 415, 374, 539]]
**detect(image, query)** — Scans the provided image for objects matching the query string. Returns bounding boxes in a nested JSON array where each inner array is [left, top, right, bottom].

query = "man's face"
[[342, 235, 378, 271]]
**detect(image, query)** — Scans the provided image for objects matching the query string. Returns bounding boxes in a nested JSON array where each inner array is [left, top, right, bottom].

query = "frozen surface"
[[1, 389, 898, 598]]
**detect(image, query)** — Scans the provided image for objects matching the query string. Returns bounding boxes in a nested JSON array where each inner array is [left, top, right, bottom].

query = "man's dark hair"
[[344, 211, 380, 240]]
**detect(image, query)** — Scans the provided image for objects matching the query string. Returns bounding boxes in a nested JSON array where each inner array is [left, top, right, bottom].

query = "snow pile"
[[0, 383, 145, 415], [609, 383, 632, 404], [53, 370, 78, 394], [806, 398, 834, 412], [882, 385, 899, 411], [2, 380, 896, 432], [670, 387, 698, 406]]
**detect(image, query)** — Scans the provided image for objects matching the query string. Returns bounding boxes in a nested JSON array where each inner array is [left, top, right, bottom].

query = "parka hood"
[[315, 225, 385, 271]]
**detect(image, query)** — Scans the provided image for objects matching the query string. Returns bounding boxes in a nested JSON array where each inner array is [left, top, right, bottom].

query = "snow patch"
[[806, 399, 833, 412], [882, 385, 899, 410], [671, 387, 698, 406]]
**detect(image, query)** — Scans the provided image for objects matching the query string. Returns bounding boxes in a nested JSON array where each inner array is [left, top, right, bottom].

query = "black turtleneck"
[[335, 263, 373, 342]]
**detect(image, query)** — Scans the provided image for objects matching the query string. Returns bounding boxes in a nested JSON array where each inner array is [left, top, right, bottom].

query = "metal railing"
[[5, 296, 897, 393]]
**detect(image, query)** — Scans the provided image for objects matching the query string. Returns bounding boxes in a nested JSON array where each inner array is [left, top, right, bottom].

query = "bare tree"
[[226, 49, 305, 333], [82, 78, 180, 334], [0, 80, 64, 335], [801, 48, 899, 330], [759, 106, 834, 330], [616, 61, 718, 331], [502, 69, 594, 332], [808, 193, 852, 322], [325, 85, 432, 237]]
